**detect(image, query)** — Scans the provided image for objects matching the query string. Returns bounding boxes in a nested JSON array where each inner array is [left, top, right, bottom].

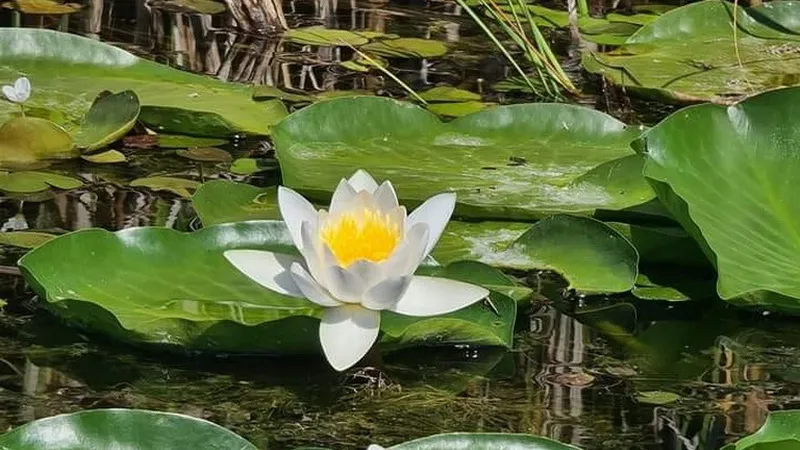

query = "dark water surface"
[[0, 1, 795, 449]]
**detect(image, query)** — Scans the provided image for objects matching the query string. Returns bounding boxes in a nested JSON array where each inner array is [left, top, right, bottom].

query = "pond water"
[[0, 1, 797, 449]]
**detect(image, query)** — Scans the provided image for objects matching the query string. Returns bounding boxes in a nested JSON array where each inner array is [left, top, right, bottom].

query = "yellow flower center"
[[320, 208, 401, 267]]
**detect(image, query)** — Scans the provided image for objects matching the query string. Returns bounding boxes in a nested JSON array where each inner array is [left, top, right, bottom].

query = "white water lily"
[[224, 170, 489, 371], [367, 446, 386, 450], [2, 77, 31, 104]]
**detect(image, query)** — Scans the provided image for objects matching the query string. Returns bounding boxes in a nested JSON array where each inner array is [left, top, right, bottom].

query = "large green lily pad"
[[380, 433, 581, 449], [0, 28, 287, 136], [0, 409, 258, 449], [272, 97, 651, 220], [19, 221, 516, 353], [73, 90, 141, 151], [0, 171, 82, 193], [0, 116, 77, 164], [722, 411, 800, 449], [640, 87, 800, 311], [583, 0, 800, 103]]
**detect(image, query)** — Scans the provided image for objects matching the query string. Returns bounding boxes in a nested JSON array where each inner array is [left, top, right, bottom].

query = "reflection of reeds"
[[454, 0, 578, 99]]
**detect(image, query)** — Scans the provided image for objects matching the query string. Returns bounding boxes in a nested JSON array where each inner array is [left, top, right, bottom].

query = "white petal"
[[15, 77, 30, 102], [278, 186, 317, 251], [373, 181, 399, 212], [407, 192, 456, 259], [325, 265, 366, 302], [348, 259, 384, 292], [382, 223, 429, 276], [223, 250, 303, 297], [362, 276, 411, 311], [2, 85, 21, 103], [390, 276, 489, 317], [300, 220, 326, 284], [319, 305, 380, 371], [329, 179, 357, 216], [290, 263, 340, 307], [347, 170, 379, 193], [367, 446, 386, 450]]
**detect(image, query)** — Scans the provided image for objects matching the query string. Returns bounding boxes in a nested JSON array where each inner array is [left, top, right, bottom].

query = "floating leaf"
[[252, 85, 313, 103], [192, 181, 279, 225], [382, 433, 581, 449], [157, 134, 228, 149], [361, 38, 448, 58], [73, 90, 140, 151], [0, 171, 82, 193], [419, 86, 481, 102], [0, 409, 258, 449], [0, 117, 77, 164], [147, 0, 226, 14], [722, 411, 800, 450], [285, 26, 369, 46], [426, 101, 491, 117], [5, 0, 81, 14], [81, 149, 126, 163], [640, 87, 800, 311], [19, 221, 516, 352], [139, 106, 243, 138], [0, 231, 56, 248], [130, 176, 200, 197], [272, 97, 651, 220], [314, 90, 374, 100], [635, 390, 680, 405], [0, 28, 287, 136], [582, 0, 800, 103], [176, 147, 232, 163], [229, 158, 271, 175]]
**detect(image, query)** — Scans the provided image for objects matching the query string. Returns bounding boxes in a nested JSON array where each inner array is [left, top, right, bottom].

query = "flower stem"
[[19, 104, 25, 118]]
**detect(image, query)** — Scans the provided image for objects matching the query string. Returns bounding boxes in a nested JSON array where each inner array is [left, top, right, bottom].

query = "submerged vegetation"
[[3, 0, 800, 447]]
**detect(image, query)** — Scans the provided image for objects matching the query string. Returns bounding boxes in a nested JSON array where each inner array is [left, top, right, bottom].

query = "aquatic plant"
[[2, 76, 30, 114], [224, 170, 490, 371]]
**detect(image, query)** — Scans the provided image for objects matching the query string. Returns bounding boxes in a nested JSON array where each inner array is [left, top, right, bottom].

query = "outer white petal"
[[319, 305, 381, 371], [15, 77, 30, 102], [289, 263, 341, 307], [390, 276, 489, 317], [347, 170, 379, 193], [407, 192, 456, 259], [382, 223, 429, 276], [373, 181, 399, 212], [329, 179, 357, 216], [325, 265, 366, 302], [277, 186, 317, 251], [300, 220, 326, 284], [362, 276, 411, 311], [2, 85, 21, 103], [223, 250, 304, 297], [348, 259, 384, 293]]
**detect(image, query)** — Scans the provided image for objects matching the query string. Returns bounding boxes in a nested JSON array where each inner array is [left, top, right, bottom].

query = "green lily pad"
[[0, 409, 258, 449], [314, 89, 374, 100], [176, 147, 232, 162], [285, 26, 369, 46], [640, 87, 800, 311], [5, 0, 81, 14], [722, 411, 800, 449], [0, 28, 287, 136], [383, 433, 581, 449], [579, 18, 641, 46], [0, 171, 82, 193], [157, 134, 228, 149], [19, 221, 516, 352], [73, 90, 140, 151], [0, 231, 56, 248], [192, 181, 279, 225], [419, 86, 481, 102], [361, 38, 448, 58], [272, 96, 650, 220], [0, 117, 77, 164], [81, 149, 126, 163], [635, 390, 680, 405], [339, 55, 388, 72], [138, 106, 248, 138], [582, 0, 800, 103], [229, 157, 271, 175], [252, 85, 313, 103], [130, 176, 201, 197], [426, 101, 491, 117], [147, 0, 226, 14]]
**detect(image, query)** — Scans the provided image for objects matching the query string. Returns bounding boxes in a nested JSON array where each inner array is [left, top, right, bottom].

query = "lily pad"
[[0, 231, 56, 248], [81, 149, 126, 163], [419, 86, 481, 102], [383, 433, 581, 449], [130, 176, 201, 197], [635, 390, 680, 405], [285, 26, 369, 46], [0, 171, 82, 193], [252, 85, 313, 103], [426, 101, 491, 117], [230, 157, 271, 175], [19, 221, 516, 352], [157, 134, 228, 149], [0, 28, 287, 136], [272, 96, 650, 220], [582, 0, 800, 103], [722, 411, 800, 449], [0, 409, 258, 449], [640, 87, 800, 311], [73, 90, 140, 151], [4, 0, 81, 14], [0, 117, 77, 164], [147, 0, 226, 14], [176, 147, 232, 163], [361, 38, 448, 58]]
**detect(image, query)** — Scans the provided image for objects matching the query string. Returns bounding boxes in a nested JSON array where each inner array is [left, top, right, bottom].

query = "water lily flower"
[[224, 170, 489, 371], [367, 446, 386, 450], [2, 77, 31, 104]]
